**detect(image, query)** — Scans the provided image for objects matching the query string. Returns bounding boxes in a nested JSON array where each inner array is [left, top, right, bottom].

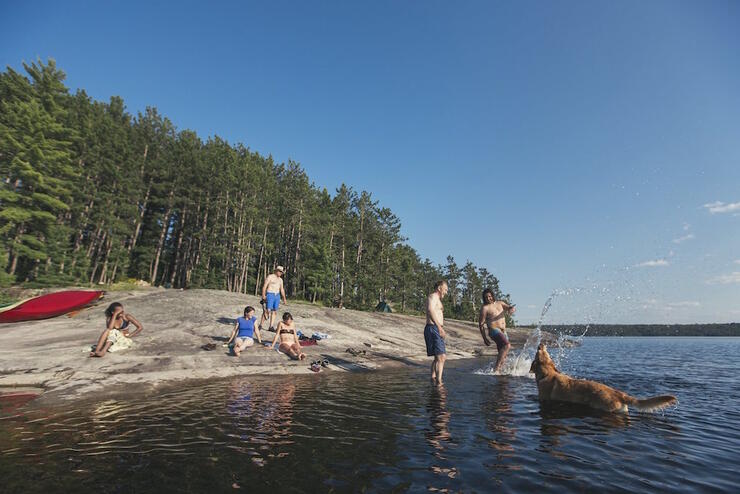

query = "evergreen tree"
[[0, 60, 76, 282]]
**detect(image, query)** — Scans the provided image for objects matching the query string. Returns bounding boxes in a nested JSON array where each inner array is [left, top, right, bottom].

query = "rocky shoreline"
[[0, 288, 540, 403]]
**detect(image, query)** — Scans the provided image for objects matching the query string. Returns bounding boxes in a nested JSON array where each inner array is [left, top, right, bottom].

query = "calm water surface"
[[1, 337, 738, 493]]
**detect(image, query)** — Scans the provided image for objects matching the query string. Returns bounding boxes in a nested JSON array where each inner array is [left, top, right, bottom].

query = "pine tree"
[[0, 60, 76, 282]]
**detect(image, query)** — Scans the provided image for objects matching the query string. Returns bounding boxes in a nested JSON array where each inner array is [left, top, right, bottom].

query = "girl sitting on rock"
[[90, 302, 143, 357], [270, 312, 305, 360]]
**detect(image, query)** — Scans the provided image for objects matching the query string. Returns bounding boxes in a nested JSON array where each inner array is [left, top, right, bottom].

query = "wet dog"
[[529, 343, 677, 413]]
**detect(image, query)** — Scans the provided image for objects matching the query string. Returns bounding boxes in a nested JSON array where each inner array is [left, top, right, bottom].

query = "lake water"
[[1, 337, 738, 493]]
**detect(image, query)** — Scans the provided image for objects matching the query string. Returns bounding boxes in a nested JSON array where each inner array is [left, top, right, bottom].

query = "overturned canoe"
[[0, 290, 104, 323]]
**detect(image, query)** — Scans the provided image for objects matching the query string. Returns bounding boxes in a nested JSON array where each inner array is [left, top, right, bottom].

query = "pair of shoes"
[[320, 359, 329, 368], [201, 343, 217, 351], [345, 348, 366, 357], [310, 362, 321, 372]]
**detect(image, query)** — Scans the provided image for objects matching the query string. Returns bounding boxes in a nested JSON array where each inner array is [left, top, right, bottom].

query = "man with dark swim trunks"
[[479, 288, 516, 373], [425, 280, 449, 386]]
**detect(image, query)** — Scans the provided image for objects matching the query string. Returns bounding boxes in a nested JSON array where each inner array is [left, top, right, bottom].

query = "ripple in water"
[[1, 339, 738, 493]]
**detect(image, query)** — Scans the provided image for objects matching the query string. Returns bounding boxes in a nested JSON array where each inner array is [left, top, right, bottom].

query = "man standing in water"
[[479, 288, 516, 373], [425, 280, 449, 386], [261, 265, 287, 331]]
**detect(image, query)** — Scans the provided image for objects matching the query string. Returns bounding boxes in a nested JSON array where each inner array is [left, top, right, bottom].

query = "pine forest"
[[0, 59, 513, 322]]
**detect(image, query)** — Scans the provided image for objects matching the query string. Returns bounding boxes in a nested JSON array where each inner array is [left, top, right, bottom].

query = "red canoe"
[[0, 290, 104, 323]]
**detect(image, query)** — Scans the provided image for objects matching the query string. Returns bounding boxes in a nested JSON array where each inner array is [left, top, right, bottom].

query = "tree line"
[[541, 323, 740, 337], [0, 59, 513, 322]]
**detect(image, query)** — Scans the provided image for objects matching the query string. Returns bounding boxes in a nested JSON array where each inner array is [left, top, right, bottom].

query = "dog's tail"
[[625, 394, 677, 412]]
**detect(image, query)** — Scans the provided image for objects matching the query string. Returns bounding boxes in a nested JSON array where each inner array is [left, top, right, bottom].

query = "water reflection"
[[483, 379, 517, 452], [226, 380, 296, 467], [425, 386, 459, 486], [480, 378, 522, 481], [539, 402, 631, 430], [0, 390, 40, 417]]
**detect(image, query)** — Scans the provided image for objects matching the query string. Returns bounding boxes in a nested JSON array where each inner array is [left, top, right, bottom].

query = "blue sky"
[[2, 0, 738, 324]]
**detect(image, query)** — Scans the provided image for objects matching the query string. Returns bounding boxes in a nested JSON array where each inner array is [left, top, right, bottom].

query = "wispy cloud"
[[706, 272, 740, 285], [639, 299, 700, 310], [635, 259, 669, 267], [666, 301, 701, 308], [672, 233, 694, 244], [703, 201, 740, 214]]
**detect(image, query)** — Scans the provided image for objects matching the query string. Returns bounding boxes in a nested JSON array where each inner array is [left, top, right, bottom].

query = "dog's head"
[[529, 342, 557, 379]]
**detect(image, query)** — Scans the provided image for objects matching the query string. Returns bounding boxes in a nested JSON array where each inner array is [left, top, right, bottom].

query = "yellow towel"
[[108, 331, 134, 352]]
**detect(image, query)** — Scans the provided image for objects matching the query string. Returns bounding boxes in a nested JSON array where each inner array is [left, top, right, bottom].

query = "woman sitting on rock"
[[226, 306, 262, 356], [90, 302, 143, 357], [270, 312, 305, 360]]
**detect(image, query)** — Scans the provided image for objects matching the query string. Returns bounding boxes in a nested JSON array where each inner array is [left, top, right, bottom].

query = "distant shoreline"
[[520, 323, 740, 337]]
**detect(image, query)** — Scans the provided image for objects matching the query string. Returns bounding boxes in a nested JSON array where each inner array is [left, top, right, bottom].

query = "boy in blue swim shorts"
[[478, 288, 516, 373]]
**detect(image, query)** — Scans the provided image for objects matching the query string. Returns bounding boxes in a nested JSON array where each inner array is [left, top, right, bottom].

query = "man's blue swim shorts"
[[424, 323, 446, 356], [266, 292, 280, 311]]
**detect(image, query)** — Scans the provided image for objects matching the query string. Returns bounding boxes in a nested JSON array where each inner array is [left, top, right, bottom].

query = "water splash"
[[475, 288, 586, 377]]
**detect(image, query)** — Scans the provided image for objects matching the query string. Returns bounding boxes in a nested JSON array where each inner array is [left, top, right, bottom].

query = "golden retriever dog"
[[529, 343, 677, 413]]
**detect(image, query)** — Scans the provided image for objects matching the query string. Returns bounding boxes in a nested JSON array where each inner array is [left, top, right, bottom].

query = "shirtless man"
[[261, 265, 287, 331], [425, 280, 449, 386], [478, 288, 516, 372]]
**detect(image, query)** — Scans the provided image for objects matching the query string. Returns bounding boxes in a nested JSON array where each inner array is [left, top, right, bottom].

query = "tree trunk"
[[150, 191, 175, 285], [192, 195, 210, 280], [8, 224, 24, 276], [89, 231, 107, 285], [98, 235, 113, 284], [240, 218, 253, 294], [339, 240, 345, 308], [129, 179, 152, 253], [293, 200, 303, 295], [169, 206, 188, 287], [254, 221, 269, 295], [86, 220, 105, 258]]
